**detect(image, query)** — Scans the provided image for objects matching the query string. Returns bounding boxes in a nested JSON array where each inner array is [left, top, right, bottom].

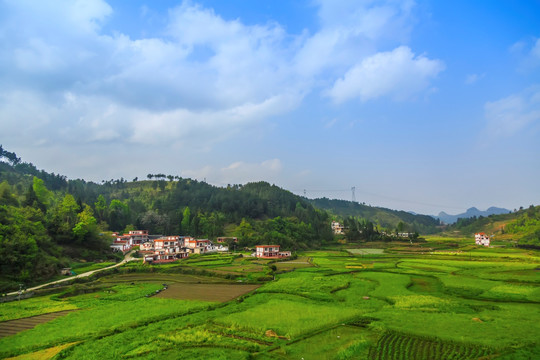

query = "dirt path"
[[7, 251, 140, 296]]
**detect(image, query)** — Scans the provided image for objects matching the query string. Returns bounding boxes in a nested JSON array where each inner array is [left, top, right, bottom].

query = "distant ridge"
[[309, 197, 440, 233], [436, 207, 510, 224]]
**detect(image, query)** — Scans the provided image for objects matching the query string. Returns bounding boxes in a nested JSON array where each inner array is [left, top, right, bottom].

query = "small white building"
[[331, 221, 345, 235], [255, 245, 290, 259], [110, 240, 131, 253], [475, 233, 490, 246]]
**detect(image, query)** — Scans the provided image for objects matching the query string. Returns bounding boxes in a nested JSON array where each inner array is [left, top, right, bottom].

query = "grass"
[[1, 244, 538, 359], [6, 341, 80, 360], [216, 294, 363, 339], [70, 261, 116, 275], [0, 296, 77, 322], [347, 248, 385, 255]]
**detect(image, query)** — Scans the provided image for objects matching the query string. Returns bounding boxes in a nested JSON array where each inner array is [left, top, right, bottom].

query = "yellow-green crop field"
[[0, 245, 539, 359]]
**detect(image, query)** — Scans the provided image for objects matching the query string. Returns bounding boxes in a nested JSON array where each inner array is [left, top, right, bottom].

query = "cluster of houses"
[[475, 232, 491, 246], [110, 230, 230, 264], [110, 230, 291, 263]]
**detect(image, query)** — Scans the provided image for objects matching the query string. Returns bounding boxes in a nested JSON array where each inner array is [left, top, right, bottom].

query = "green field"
[[1, 243, 539, 359]]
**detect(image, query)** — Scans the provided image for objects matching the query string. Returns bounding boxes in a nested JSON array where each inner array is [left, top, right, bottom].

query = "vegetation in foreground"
[[0, 238, 538, 360]]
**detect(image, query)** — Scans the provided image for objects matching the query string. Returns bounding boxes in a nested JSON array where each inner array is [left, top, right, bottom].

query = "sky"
[[1, 0, 539, 216]]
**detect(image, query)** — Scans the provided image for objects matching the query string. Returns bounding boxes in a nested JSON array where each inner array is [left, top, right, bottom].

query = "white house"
[[331, 221, 345, 235], [255, 245, 290, 259], [475, 233, 490, 246]]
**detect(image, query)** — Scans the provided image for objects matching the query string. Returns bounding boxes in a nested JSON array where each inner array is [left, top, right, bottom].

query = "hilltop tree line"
[[1, 145, 467, 289], [0, 147, 336, 289]]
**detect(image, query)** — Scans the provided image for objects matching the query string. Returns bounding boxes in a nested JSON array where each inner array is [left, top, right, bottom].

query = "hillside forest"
[[0, 145, 537, 291]]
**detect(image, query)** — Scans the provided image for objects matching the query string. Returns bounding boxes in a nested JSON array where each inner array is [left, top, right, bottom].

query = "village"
[[110, 230, 291, 263], [109, 224, 490, 265]]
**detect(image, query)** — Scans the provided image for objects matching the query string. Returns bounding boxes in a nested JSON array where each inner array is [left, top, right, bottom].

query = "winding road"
[[7, 251, 140, 296]]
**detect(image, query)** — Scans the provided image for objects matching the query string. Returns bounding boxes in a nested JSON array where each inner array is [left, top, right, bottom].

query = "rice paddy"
[[0, 241, 538, 359]]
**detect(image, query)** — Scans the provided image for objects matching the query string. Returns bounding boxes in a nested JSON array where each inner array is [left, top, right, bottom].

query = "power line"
[[294, 187, 465, 211]]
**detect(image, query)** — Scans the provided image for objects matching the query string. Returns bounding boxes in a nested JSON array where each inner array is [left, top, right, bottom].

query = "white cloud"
[[0, 0, 444, 182], [324, 118, 338, 128], [315, 0, 415, 41], [484, 87, 540, 138], [327, 46, 444, 103], [531, 38, 540, 59], [510, 37, 540, 70], [465, 73, 484, 85], [295, 0, 417, 77]]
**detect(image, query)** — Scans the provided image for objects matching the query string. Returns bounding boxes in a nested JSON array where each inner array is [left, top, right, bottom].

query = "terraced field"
[[370, 332, 493, 360], [0, 243, 538, 359], [0, 310, 74, 338]]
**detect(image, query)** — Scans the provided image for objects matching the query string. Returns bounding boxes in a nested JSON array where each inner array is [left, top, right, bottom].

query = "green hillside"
[[0, 145, 496, 291], [310, 197, 441, 234], [446, 205, 540, 246]]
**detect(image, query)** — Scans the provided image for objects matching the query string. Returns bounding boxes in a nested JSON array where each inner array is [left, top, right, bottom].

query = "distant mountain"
[[437, 207, 510, 224], [446, 205, 539, 246]]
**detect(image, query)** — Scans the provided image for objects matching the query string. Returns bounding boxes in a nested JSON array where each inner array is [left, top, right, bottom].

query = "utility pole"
[[18, 283, 24, 304]]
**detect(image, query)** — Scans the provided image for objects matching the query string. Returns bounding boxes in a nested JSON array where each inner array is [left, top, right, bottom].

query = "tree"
[[32, 177, 52, 210], [234, 219, 254, 245], [0, 145, 21, 165], [0, 205, 52, 282], [72, 205, 99, 246], [51, 194, 81, 242], [109, 199, 130, 231], [138, 210, 169, 234], [94, 195, 107, 222], [181, 206, 191, 235], [0, 181, 19, 207]]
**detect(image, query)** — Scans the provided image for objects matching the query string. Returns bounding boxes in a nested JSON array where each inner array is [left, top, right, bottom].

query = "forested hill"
[[446, 205, 540, 246], [309, 198, 441, 234], [1, 145, 447, 290], [1, 147, 335, 290]]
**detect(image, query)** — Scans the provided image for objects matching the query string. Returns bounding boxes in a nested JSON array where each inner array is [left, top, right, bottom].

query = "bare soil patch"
[[155, 283, 259, 302]]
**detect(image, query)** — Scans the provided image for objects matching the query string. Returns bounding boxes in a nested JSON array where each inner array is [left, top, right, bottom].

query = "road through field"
[[6, 251, 140, 296]]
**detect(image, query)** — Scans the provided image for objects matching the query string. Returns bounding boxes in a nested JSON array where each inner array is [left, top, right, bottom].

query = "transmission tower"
[[351, 186, 356, 203]]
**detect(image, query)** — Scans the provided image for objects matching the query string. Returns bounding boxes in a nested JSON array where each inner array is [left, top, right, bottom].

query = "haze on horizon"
[[1, 0, 539, 216]]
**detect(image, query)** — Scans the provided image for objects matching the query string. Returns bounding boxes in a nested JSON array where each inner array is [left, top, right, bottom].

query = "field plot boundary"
[[347, 248, 386, 255], [0, 310, 75, 338], [155, 283, 260, 302]]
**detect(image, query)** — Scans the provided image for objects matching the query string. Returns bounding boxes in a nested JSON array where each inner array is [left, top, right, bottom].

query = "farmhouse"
[[110, 240, 131, 253], [154, 236, 180, 250], [255, 245, 290, 259], [475, 233, 490, 246], [126, 230, 149, 245], [143, 236, 189, 264], [331, 221, 346, 235], [185, 238, 212, 252]]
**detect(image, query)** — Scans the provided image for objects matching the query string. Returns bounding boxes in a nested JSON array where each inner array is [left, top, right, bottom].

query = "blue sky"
[[1, 0, 539, 215]]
